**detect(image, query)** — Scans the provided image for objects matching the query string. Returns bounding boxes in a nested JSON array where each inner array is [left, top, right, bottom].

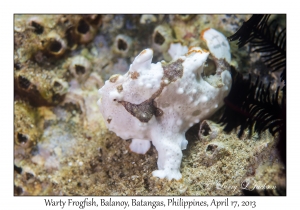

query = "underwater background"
[[14, 14, 286, 196]]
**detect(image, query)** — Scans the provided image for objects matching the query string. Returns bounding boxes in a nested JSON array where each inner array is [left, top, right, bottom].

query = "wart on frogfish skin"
[[130, 71, 140, 79]]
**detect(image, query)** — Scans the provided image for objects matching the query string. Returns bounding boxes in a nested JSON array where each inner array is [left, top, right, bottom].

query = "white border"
[[2, 1, 298, 209]]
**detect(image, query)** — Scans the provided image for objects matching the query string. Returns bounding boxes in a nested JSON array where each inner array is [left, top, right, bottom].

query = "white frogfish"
[[98, 28, 232, 180]]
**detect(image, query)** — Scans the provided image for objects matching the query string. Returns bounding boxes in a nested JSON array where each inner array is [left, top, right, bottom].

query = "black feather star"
[[219, 67, 285, 139], [218, 14, 286, 166], [228, 14, 286, 92], [219, 67, 286, 167]]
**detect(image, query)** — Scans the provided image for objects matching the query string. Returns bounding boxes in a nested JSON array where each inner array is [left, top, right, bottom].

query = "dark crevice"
[[48, 40, 62, 53], [199, 120, 211, 136], [14, 165, 22, 174], [25, 172, 34, 180], [65, 26, 76, 48], [31, 21, 44, 34], [53, 81, 63, 92], [117, 39, 127, 51], [14, 185, 23, 195], [77, 19, 90, 34], [18, 75, 31, 89], [203, 57, 217, 77], [206, 144, 218, 154], [17, 132, 28, 144], [52, 94, 64, 104], [14, 63, 22, 70], [154, 32, 165, 45], [75, 65, 86, 75]]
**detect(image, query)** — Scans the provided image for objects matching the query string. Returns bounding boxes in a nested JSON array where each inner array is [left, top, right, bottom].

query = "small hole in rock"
[[206, 144, 218, 154], [61, 102, 82, 114], [14, 185, 23, 195], [18, 75, 31, 89], [77, 19, 90, 34], [48, 39, 62, 53], [52, 94, 64, 103], [25, 172, 34, 180], [17, 133, 28, 144], [201, 128, 210, 136], [75, 65, 86, 75], [65, 27, 76, 48], [14, 63, 22, 70], [144, 178, 150, 191], [14, 165, 22, 174], [117, 39, 127, 51], [200, 120, 211, 136], [31, 21, 44, 34], [53, 81, 62, 91], [154, 31, 165, 45], [106, 142, 112, 149]]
